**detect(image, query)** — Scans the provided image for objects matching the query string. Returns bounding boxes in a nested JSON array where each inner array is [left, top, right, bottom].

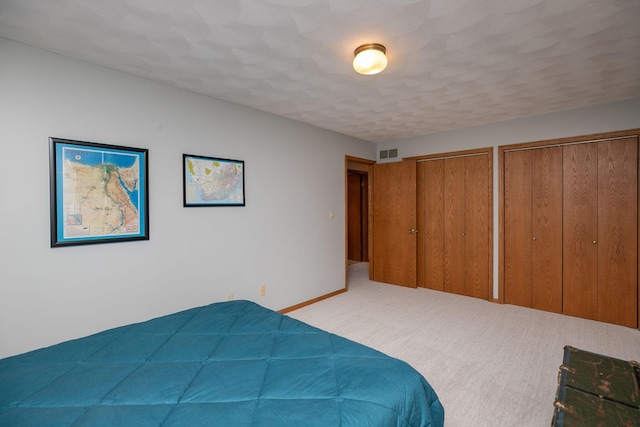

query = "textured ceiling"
[[1, 0, 639, 143]]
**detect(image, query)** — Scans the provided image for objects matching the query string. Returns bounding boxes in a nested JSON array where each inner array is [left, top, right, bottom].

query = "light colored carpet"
[[288, 262, 640, 427]]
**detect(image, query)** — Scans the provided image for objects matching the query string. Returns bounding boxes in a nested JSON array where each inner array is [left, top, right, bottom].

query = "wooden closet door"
[[531, 147, 563, 313], [417, 160, 444, 290], [504, 150, 533, 307], [597, 138, 637, 327], [465, 155, 490, 299], [444, 157, 467, 295], [563, 143, 598, 320], [504, 147, 562, 311]]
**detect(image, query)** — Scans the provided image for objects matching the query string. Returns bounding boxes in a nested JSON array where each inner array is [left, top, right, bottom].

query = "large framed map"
[[183, 154, 245, 207], [49, 137, 149, 247]]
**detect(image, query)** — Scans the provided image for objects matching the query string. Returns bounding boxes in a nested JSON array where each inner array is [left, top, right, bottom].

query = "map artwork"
[[184, 155, 244, 206], [61, 146, 142, 239]]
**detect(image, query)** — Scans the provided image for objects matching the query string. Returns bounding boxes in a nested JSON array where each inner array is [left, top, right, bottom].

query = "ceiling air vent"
[[388, 148, 398, 158], [379, 150, 388, 159]]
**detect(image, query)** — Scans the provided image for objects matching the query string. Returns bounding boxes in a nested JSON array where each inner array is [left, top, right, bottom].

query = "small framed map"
[[183, 154, 245, 207], [49, 137, 149, 247]]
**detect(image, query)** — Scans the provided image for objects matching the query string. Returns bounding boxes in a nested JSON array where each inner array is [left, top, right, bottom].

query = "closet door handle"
[[592, 240, 597, 244], [532, 237, 537, 241]]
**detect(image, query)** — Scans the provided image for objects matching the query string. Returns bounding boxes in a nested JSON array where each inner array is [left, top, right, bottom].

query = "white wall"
[[0, 39, 375, 358], [378, 97, 640, 299]]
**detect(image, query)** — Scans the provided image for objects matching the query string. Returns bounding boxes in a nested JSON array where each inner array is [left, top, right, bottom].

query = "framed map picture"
[[183, 154, 245, 207], [49, 137, 149, 247]]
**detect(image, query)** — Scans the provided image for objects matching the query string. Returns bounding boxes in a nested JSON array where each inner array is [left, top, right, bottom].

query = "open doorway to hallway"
[[345, 156, 375, 286], [347, 170, 368, 263]]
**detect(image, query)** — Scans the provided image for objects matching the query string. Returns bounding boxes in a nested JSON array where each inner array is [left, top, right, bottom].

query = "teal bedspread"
[[0, 300, 444, 426]]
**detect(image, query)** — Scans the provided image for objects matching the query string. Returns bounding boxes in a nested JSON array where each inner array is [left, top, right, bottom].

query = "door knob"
[[409, 228, 415, 234]]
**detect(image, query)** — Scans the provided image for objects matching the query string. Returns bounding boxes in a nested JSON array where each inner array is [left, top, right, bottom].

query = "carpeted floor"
[[288, 262, 640, 427]]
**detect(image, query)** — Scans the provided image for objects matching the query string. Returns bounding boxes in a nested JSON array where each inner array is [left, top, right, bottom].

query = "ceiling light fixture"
[[353, 43, 387, 75]]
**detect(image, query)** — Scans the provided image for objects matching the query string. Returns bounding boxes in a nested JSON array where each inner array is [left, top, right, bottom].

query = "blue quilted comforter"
[[0, 300, 444, 426]]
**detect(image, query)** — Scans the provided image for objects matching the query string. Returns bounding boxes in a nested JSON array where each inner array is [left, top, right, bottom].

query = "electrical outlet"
[[226, 293, 233, 301], [259, 285, 266, 296]]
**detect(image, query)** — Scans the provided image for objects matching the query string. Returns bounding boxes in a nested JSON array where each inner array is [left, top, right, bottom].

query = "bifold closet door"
[[417, 160, 444, 290], [504, 150, 533, 307], [443, 157, 467, 295], [563, 142, 598, 320], [464, 154, 491, 299], [504, 147, 562, 312], [563, 137, 637, 327], [530, 147, 563, 312], [597, 138, 637, 327], [442, 155, 490, 298]]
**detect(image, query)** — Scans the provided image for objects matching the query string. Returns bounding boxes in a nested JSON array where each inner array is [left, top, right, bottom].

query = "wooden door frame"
[[345, 156, 375, 290], [497, 128, 640, 329]]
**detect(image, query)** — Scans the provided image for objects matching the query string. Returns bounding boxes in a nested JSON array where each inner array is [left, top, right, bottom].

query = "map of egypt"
[[61, 146, 141, 239]]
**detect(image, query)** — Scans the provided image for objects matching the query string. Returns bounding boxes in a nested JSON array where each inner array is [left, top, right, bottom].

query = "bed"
[[0, 300, 444, 426]]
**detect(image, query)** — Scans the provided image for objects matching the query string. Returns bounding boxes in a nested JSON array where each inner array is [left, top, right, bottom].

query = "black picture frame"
[[183, 154, 245, 207], [49, 137, 149, 247]]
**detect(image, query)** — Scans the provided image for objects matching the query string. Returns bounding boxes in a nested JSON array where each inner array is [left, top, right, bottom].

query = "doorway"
[[345, 156, 375, 287], [347, 171, 368, 263]]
